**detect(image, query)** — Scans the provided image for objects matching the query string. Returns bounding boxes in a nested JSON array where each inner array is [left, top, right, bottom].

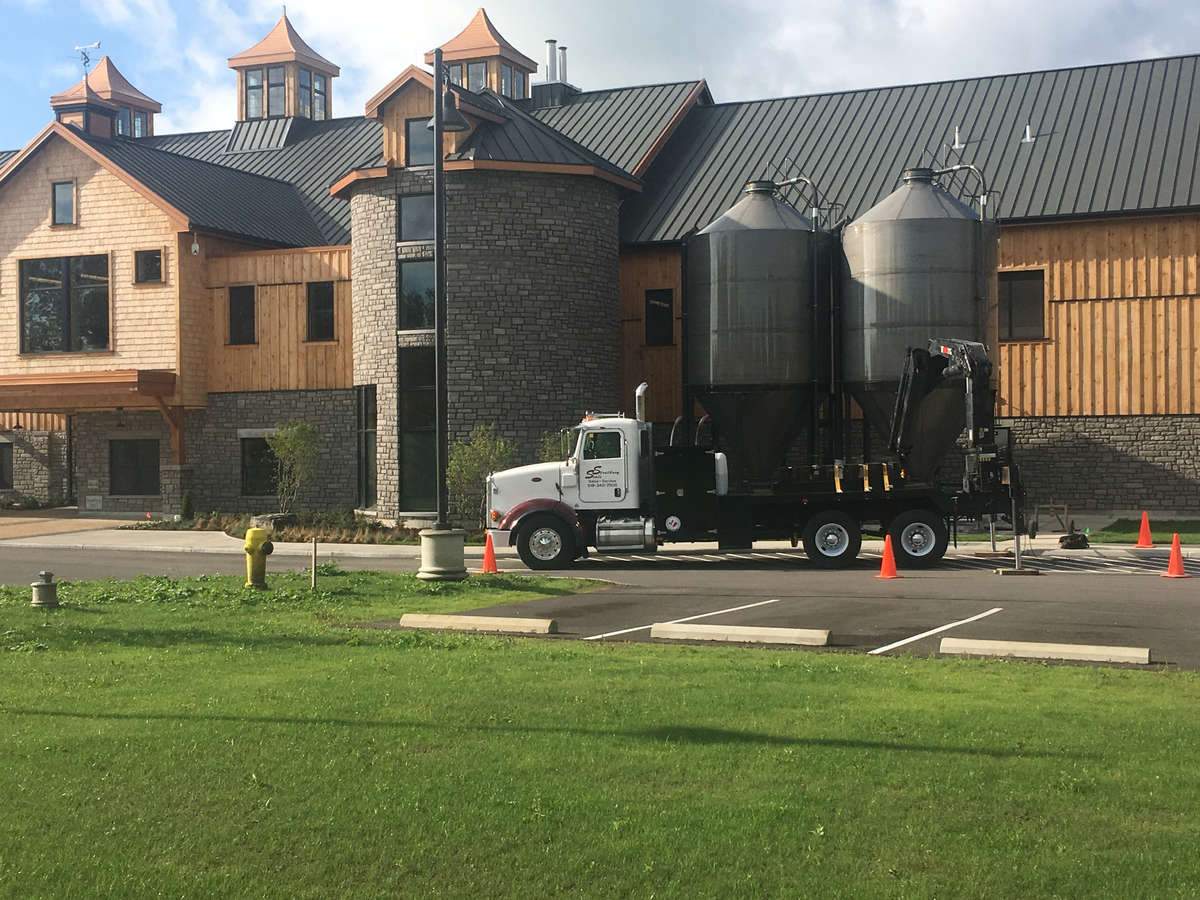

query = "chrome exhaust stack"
[[635, 382, 648, 422]]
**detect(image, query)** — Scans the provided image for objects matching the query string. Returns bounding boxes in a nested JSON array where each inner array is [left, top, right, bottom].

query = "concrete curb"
[[939, 637, 1150, 664], [398, 613, 557, 634], [650, 623, 829, 646]]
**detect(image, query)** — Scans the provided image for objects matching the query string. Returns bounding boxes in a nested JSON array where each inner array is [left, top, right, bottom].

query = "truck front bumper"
[[486, 528, 512, 548]]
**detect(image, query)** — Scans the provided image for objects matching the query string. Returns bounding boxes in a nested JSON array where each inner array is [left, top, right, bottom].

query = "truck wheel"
[[888, 509, 948, 568], [515, 515, 575, 570], [802, 511, 862, 568]]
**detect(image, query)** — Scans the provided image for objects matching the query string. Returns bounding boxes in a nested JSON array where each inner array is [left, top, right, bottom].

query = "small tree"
[[447, 424, 514, 528], [266, 420, 321, 515]]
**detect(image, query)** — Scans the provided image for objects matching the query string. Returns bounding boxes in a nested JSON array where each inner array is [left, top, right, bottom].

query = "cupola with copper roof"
[[228, 13, 339, 122], [425, 8, 537, 99], [50, 56, 161, 139]]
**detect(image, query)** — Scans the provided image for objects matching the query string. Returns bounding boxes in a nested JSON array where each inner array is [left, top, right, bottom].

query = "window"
[[134, 249, 162, 284], [133, 111, 148, 138], [356, 385, 377, 508], [399, 348, 435, 510], [306, 281, 335, 341], [117, 106, 131, 136], [229, 285, 255, 345], [109, 439, 160, 496], [398, 193, 434, 241], [241, 437, 277, 496], [299, 68, 312, 118], [448, 64, 463, 87], [20, 254, 109, 353], [999, 270, 1045, 340], [267, 66, 286, 117], [645, 289, 674, 346], [399, 260, 435, 329], [313, 73, 327, 121], [406, 117, 435, 166], [245, 68, 264, 118], [0, 443, 12, 490], [583, 431, 622, 460], [52, 182, 74, 226], [467, 61, 486, 92], [513, 70, 525, 99], [501, 64, 513, 97]]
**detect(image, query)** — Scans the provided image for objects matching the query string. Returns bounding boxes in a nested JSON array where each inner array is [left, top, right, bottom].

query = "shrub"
[[266, 421, 321, 515], [447, 424, 514, 528], [180, 491, 195, 520]]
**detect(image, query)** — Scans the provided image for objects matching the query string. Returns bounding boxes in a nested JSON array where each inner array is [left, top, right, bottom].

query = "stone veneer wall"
[[0, 430, 69, 507], [72, 390, 357, 515], [350, 168, 623, 522], [1008, 415, 1200, 513]]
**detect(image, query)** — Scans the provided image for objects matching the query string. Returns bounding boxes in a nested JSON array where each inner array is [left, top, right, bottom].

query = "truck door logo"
[[585, 465, 604, 479]]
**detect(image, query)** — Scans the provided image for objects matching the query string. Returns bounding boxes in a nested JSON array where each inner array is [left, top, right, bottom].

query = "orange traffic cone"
[[480, 531, 499, 575], [1135, 511, 1154, 548], [1161, 533, 1190, 578], [876, 535, 902, 579]]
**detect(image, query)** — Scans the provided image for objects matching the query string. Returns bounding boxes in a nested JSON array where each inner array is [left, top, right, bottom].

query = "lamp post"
[[417, 47, 470, 582]]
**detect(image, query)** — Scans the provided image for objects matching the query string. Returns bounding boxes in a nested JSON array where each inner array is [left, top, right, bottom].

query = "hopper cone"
[[876, 535, 902, 579], [1161, 533, 1190, 578], [1135, 511, 1154, 548], [480, 532, 499, 574]]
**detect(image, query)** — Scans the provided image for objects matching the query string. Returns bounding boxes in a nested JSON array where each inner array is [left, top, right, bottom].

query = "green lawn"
[[1087, 519, 1200, 544], [3, 571, 1200, 897]]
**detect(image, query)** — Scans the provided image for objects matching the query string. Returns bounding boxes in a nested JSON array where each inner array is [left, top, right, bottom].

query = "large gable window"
[[406, 118, 435, 167], [20, 254, 109, 353], [999, 270, 1046, 341]]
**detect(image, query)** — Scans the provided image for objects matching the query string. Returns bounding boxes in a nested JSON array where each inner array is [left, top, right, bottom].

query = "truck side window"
[[583, 431, 621, 460]]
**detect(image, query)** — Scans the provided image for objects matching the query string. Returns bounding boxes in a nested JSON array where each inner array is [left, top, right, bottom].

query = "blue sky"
[[1, 0, 1196, 151]]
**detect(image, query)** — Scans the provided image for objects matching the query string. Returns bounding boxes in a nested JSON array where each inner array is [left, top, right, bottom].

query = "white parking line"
[[582, 598, 782, 641], [867, 607, 1004, 655]]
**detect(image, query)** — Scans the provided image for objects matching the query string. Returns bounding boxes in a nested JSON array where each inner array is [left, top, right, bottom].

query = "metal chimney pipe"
[[557, 46, 568, 84], [545, 39, 558, 82]]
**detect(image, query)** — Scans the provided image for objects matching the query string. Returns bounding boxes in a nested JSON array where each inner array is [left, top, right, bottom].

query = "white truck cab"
[[487, 388, 659, 568]]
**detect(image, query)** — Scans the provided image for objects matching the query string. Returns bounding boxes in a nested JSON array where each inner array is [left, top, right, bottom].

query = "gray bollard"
[[31, 571, 58, 608]]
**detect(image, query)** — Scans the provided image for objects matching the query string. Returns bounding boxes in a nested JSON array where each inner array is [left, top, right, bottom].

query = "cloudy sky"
[[1, 0, 1196, 150]]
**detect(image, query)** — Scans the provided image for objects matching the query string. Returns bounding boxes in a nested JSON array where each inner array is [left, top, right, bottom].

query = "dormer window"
[[117, 106, 131, 136], [467, 62, 486, 92], [501, 64, 512, 97], [448, 64, 463, 87], [313, 73, 327, 120], [267, 66, 286, 117], [245, 69, 263, 118], [133, 110, 147, 137], [513, 70, 525, 99], [299, 69, 312, 117]]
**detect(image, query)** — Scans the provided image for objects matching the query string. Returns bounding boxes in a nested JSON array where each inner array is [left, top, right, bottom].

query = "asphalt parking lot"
[[461, 547, 1200, 668]]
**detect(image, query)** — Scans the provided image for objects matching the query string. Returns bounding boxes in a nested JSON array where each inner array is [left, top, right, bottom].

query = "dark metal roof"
[[76, 130, 327, 246], [224, 117, 295, 154], [447, 90, 640, 184], [528, 81, 705, 176], [622, 54, 1200, 243], [141, 116, 382, 244], [0, 150, 16, 168]]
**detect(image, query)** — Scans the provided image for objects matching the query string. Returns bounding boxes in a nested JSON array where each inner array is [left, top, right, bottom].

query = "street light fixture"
[[417, 47, 470, 582]]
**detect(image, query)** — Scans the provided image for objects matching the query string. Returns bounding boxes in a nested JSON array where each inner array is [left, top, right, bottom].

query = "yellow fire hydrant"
[[244, 527, 274, 589]]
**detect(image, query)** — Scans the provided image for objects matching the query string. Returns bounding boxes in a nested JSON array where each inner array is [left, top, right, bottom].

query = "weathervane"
[[74, 41, 100, 78]]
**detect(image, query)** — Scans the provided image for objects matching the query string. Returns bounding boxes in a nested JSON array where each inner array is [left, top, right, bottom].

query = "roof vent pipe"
[[544, 39, 558, 82], [557, 45, 568, 84]]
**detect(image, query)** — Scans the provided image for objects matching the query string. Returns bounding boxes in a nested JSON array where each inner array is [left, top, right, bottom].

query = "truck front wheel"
[[888, 509, 948, 568], [802, 511, 862, 568], [515, 515, 575, 570]]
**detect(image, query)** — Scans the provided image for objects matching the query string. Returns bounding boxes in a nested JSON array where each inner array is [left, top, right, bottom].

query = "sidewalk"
[[0, 526, 1192, 560]]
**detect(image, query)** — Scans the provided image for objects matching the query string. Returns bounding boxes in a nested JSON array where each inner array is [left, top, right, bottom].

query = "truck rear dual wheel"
[[515, 514, 575, 570], [888, 509, 949, 568], [802, 511, 862, 568]]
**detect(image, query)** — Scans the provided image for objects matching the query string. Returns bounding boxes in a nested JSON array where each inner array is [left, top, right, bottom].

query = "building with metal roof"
[[0, 8, 1197, 522]]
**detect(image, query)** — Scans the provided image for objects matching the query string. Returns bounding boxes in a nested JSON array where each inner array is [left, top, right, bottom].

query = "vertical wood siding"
[[204, 246, 352, 392], [998, 214, 1200, 416], [619, 245, 683, 422]]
